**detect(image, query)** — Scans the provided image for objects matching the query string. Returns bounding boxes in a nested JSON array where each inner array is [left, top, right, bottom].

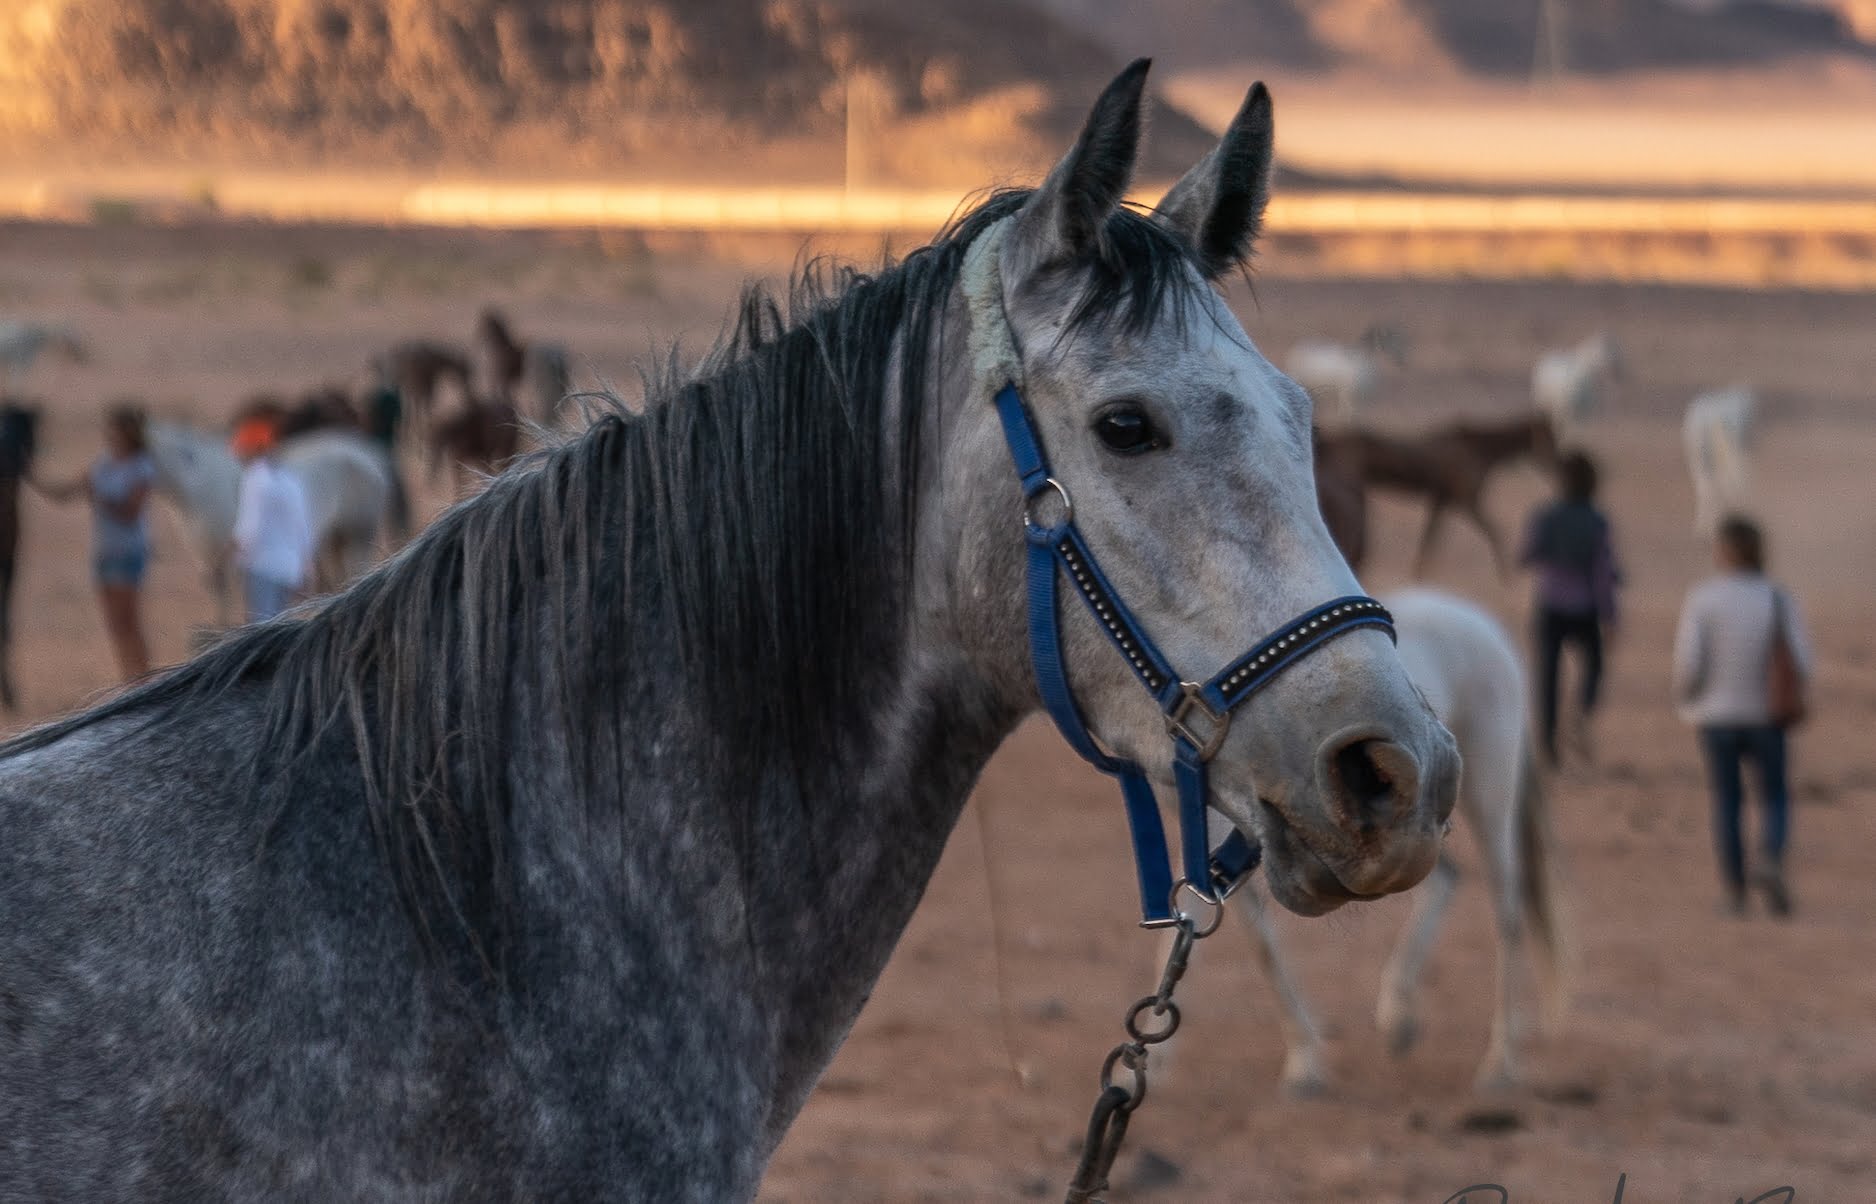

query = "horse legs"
[[339, 529, 377, 584], [208, 552, 233, 629], [1230, 888, 1330, 1097], [386, 464, 413, 541], [1691, 466, 1717, 538], [1475, 830, 1528, 1092], [1411, 502, 1447, 578], [1374, 851, 1460, 1059], [1463, 499, 1511, 582], [0, 554, 15, 712], [405, 382, 434, 451], [315, 532, 345, 594]]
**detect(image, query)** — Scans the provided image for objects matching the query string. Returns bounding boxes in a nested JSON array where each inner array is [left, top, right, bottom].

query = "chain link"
[[1063, 890, 1221, 1204]]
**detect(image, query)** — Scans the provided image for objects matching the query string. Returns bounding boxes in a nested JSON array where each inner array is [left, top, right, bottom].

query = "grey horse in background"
[[1204, 588, 1568, 1097], [0, 62, 1458, 1198]]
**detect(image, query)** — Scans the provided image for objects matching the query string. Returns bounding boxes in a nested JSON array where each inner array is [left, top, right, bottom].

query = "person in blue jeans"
[[1673, 516, 1812, 917], [36, 403, 155, 679], [1520, 450, 1621, 765]]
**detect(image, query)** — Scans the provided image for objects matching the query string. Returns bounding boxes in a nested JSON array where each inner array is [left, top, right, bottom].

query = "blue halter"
[[993, 381, 1396, 926]]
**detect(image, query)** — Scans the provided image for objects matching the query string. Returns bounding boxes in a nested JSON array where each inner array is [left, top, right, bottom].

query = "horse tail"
[[1516, 738, 1571, 1028]]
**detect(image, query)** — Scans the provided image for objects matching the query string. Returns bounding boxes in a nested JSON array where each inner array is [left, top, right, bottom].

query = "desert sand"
[[2, 219, 1872, 1201]]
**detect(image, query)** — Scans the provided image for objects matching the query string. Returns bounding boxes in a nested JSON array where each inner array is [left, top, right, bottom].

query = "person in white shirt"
[[1672, 516, 1812, 917], [230, 417, 312, 624]]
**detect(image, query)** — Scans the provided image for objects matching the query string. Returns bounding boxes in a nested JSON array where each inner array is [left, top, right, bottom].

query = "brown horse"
[[476, 309, 527, 400], [375, 340, 472, 441], [426, 396, 522, 495], [235, 388, 362, 440], [1319, 414, 1559, 578], [1314, 426, 1368, 572], [477, 308, 573, 424]]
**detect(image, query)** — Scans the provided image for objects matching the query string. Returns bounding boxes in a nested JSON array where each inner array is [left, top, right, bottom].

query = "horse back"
[[1328, 429, 1465, 495]]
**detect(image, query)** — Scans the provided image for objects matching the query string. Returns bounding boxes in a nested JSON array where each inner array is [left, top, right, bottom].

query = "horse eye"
[[1094, 408, 1163, 455]]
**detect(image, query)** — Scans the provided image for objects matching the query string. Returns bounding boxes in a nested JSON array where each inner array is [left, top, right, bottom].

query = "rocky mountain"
[[1028, 0, 1876, 77], [0, 0, 1222, 181]]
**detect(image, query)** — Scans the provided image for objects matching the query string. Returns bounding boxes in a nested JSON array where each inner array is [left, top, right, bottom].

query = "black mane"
[[0, 189, 1213, 974]]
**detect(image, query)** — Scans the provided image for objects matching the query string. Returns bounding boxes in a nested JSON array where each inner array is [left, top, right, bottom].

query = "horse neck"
[[0, 475, 18, 550], [494, 306, 1023, 1147], [756, 655, 1020, 1142], [745, 351, 1029, 1140]]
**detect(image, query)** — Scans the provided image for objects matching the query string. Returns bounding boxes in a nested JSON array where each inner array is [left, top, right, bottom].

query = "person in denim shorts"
[[37, 404, 156, 679]]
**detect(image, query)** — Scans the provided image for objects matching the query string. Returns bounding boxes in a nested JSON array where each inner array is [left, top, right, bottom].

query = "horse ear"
[[1011, 58, 1151, 271], [1153, 81, 1273, 279]]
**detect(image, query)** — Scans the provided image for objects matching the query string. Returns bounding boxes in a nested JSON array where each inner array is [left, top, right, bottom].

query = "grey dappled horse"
[[0, 63, 1457, 1199]]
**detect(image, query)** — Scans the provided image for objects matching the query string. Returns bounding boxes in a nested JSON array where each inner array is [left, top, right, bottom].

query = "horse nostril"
[[1326, 737, 1419, 825]]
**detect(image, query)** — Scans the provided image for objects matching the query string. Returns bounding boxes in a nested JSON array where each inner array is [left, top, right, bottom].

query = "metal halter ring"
[[1169, 879, 1225, 936], [1124, 995, 1181, 1043], [1209, 860, 1253, 904], [1098, 1044, 1147, 1108], [1165, 681, 1230, 762], [1021, 477, 1073, 534]]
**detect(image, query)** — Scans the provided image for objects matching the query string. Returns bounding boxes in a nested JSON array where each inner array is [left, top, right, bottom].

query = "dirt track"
[[3, 221, 1872, 1201]]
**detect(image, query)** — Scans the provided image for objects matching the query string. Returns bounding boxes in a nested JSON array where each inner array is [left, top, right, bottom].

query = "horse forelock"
[[0, 189, 1216, 979]]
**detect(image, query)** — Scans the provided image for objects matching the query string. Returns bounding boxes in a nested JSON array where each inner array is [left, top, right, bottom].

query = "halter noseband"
[[965, 219, 1396, 927]]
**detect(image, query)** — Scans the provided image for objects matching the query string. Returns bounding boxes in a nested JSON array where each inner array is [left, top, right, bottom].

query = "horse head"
[[941, 62, 1458, 917]]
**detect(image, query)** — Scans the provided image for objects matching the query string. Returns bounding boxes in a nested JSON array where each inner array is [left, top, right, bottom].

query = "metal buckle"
[[1165, 681, 1230, 762], [1168, 879, 1225, 936], [1021, 477, 1073, 533], [1209, 862, 1252, 903]]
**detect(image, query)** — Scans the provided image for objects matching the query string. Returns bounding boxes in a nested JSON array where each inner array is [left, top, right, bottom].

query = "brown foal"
[[1317, 414, 1559, 578]]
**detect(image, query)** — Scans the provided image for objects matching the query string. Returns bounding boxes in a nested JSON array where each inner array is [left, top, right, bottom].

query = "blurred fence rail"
[[4, 175, 1874, 288]]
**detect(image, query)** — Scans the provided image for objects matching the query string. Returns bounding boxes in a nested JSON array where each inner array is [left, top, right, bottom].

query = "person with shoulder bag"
[[1672, 516, 1812, 917]]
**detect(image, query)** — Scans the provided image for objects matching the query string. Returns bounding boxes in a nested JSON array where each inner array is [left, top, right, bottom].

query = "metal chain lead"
[[1064, 888, 1221, 1204]]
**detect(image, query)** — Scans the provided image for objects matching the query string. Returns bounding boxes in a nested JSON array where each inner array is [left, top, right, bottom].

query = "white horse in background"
[[0, 321, 88, 393], [1285, 324, 1407, 425], [1532, 332, 1620, 437], [1682, 385, 1758, 538], [145, 421, 396, 624], [1204, 588, 1568, 1095]]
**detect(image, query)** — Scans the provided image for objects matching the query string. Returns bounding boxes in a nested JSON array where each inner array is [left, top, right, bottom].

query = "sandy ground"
[[2, 221, 1873, 1201]]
